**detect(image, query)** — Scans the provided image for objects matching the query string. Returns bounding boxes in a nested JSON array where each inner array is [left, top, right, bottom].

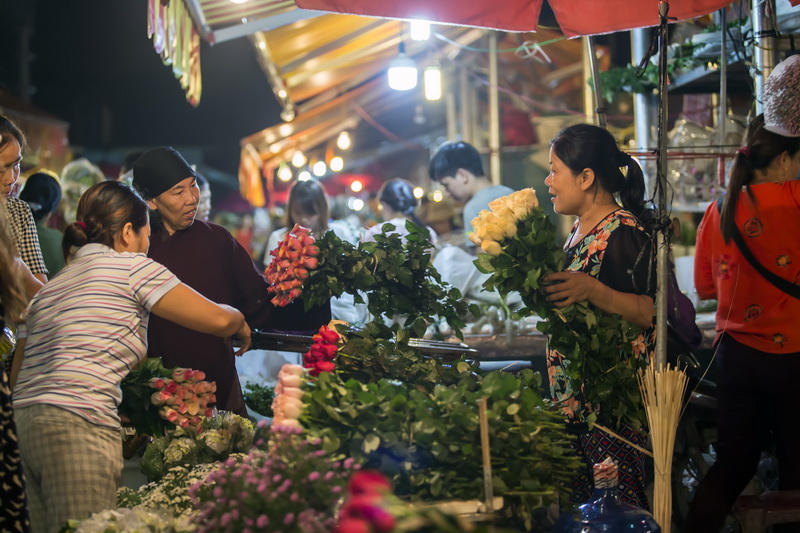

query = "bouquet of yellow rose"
[[472, 188, 645, 430]]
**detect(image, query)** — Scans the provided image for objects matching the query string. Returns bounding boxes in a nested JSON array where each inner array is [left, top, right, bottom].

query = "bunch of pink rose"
[[148, 367, 217, 433], [303, 324, 341, 376], [271, 364, 305, 427], [264, 224, 320, 307]]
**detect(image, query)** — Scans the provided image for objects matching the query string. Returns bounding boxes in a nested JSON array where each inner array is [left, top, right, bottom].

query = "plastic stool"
[[735, 490, 800, 532]]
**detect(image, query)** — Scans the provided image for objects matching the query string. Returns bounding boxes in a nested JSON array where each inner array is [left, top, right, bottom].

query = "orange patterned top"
[[695, 180, 800, 354]]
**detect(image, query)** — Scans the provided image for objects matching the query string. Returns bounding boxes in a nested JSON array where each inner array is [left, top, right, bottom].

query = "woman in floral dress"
[[542, 124, 655, 508]]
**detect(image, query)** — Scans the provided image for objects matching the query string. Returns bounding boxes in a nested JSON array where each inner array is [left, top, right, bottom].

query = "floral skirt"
[[1, 368, 30, 532]]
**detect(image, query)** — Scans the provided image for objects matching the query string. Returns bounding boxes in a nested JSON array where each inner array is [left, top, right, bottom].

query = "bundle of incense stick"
[[639, 360, 689, 533]]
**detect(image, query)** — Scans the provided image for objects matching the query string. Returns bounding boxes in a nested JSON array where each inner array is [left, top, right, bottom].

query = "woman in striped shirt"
[[13, 181, 251, 532]]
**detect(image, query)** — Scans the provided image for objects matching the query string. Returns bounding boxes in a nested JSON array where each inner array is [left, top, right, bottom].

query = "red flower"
[[316, 326, 340, 344], [303, 257, 318, 270], [348, 471, 392, 496], [333, 518, 372, 533], [314, 360, 335, 374]]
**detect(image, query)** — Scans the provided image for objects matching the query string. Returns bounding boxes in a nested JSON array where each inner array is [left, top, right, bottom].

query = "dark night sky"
[[0, 0, 282, 175]]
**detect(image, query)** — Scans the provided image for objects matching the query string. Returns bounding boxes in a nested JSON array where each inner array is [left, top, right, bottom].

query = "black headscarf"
[[132, 147, 197, 199]]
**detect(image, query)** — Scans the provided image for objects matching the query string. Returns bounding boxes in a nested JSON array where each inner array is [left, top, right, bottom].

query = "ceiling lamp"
[[424, 65, 442, 101], [277, 162, 293, 182], [410, 20, 431, 41], [291, 150, 306, 168], [330, 156, 344, 172], [388, 42, 417, 91], [312, 161, 327, 177], [336, 131, 351, 150]]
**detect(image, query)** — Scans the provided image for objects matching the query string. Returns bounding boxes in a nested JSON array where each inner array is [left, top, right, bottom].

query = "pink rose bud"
[[149, 377, 166, 389], [206, 408, 214, 418], [283, 387, 304, 400], [160, 407, 179, 423], [164, 381, 179, 394], [179, 417, 190, 429], [172, 368, 189, 383], [151, 391, 167, 406], [281, 364, 305, 376], [178, 403, 189, 414], [193, 370, 206, 381], [279, 373, 303, 389]]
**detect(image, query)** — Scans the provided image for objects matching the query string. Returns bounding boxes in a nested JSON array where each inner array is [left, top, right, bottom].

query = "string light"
[[350, 180, 363, 193], [337, 131, 351, 150], [312, 161, 327, 177], [291, 150, 306, 168], [347, 197, 365, 211], [277, 162, 293, 182], [432, 190, 444, 202], [298, 170, 312, 181], [413, 187, 424, 199], [330, 156, 344, 172]]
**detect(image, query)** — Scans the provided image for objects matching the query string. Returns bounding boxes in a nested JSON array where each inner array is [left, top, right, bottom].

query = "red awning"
[[294, 0, 732, 37]]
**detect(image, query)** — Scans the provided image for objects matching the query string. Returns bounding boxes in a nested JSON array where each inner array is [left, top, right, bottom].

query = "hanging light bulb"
[[291, 150, 306, 168], [424, 65, 442, 101], [312, 161, 327, 177], [388, 42, 417, 91], [410, 20, 431, 41], [298, 170, 312, 181], [350, 180, 363, 193], [432, 190, 444, 202], [337, 131, 351, 150], [277, 162, 293, 182], [412, 187, 424, 199], [330, 156, 344, 172]]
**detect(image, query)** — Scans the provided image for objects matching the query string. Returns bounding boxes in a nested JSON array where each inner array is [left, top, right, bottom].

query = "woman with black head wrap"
[[362, 178, 438, 247]]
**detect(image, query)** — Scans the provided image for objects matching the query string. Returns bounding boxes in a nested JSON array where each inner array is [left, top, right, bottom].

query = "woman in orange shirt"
[[686, 56, 800, 533]]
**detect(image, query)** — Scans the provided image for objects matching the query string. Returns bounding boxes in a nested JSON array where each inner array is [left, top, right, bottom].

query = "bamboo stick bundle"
[[639, 360, 689, 533]]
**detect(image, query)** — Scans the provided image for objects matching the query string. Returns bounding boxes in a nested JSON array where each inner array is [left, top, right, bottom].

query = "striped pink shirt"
[[13, 243, 179, 429]]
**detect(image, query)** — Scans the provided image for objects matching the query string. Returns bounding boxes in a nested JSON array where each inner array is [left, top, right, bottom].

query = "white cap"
[[763, 54, 800, 137]]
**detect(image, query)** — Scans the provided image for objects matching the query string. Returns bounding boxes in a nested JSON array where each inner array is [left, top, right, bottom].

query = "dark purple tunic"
[[147, 220, 273, 416]]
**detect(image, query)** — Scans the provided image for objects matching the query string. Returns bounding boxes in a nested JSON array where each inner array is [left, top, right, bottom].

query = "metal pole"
[[632, 29, 652, 152], [655, 0, 670, 369], [445, 67, 458, 141], [719, 8, 728, 148], [632, 29, 655, 198], [585, 36, 607, 129], [752, 0, 779, 113], [582, 36, 594, 122], [459, 66, 473, 143], [488, 31, 502, 185]]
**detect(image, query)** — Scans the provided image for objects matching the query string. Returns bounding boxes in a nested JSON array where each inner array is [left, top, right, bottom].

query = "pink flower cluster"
[[303, 324, 340, 376], [264, 224, 320, 307], [333, 471, 396, 533], [271, 364, 305, 428], [149, 367, 217, 432]]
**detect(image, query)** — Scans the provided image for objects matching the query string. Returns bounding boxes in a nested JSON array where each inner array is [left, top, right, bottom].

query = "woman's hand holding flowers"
[[542, 271, 599, 307]]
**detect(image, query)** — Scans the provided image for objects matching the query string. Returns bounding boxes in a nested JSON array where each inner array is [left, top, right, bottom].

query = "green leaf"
[[362, 433, 381, 453]]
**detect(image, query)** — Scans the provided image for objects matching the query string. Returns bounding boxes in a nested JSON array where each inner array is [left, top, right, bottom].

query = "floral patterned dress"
[[545, 209, 655, 509]]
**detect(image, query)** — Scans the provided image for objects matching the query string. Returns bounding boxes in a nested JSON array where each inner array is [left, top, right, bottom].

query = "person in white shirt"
[[428, 141, 514, 248]]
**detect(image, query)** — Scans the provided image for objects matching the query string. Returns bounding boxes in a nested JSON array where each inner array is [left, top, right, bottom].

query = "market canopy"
[[294, 0, 733, 36]]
